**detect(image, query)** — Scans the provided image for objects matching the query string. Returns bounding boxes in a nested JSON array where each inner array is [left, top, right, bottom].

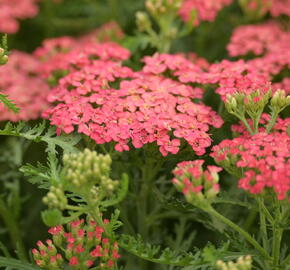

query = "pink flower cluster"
[[206, 59, 271, 101], [172, 159, 222, 202], [143, 54, 273, 101], [245, 0, 290, 17], [179, 0, 232, 26], [228, 22, 290, 94], [32, 219, 120, 269], [0, 0, 39, 33], [44, 50, 224, 156], [269, 0, 290, 16], [0, 51, 49, 121], [211, 131, 290, 200], [34, 22, 128, 79]]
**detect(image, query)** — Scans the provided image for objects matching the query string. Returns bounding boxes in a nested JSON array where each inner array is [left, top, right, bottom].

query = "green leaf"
[[0, 256, 41, 270], [0, 121, 81, 156], [0, 94, 20, 113], [119, 234, 208, 267]]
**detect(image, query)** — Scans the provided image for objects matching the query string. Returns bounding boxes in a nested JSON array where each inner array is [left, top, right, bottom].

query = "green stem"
[[253, 111, 263, 134], [272, 205, 283, 268], [257, 198, 269, 252], [282, 253, 290, 268], [239, 115, 255, 135], [0, 198, 27, 261], [266, 110, 279, 133], [136, 155, 163, 270], [243, 208, 257, 231], [207, 206, 271, 260]]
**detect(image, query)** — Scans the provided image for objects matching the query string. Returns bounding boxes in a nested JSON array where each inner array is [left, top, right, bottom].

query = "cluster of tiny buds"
[[271, 89, 290, 111], [0, 48, 8, 65], [43, 185, 67, 210], [63, 149, 118, 194], [216, 255, 252, 270], [146, 0, 182, 15], [32, 219, 120, 270], [172, 160, 222, 205], [225, 89, 272, 117]]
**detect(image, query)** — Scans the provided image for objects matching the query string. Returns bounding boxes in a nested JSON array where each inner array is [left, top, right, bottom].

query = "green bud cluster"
[[136, 11, 152, 32], [216, 255, 252, 270], [146, 0, 182, 16], [0, 48, 8, 65], [43, 185, 67, 210], [62, 149, 118, 195], [270, 90, 290, 112], [225, 90, 271, 120]]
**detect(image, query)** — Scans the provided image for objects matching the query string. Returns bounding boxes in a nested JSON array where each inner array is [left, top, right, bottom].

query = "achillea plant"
[[0, 2, 289, 270]]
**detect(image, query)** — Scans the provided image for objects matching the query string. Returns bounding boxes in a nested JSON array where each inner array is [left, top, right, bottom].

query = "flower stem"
[[207, 206, 271, 260], [257, 198, 269, 252], [272, 204, 283, 268], [266, 110, 279, 133]]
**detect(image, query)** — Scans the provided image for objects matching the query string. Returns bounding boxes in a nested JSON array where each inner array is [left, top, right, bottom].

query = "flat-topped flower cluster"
[[228, 21, 290, 93], [43, 50, 224, 156]]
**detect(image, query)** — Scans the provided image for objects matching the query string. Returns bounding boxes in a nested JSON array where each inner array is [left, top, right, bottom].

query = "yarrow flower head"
[[0, 0, 39, 33], [0, 50, 50, 121], [34, 23, 129, 81], [32, 219, 120, 269], [44, 50, 223, 156], [227, 22, 290, 85], [172, 160, 222, 205], [211, 131, 290, 200]]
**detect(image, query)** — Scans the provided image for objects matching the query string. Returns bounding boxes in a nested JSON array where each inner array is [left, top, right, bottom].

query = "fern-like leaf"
[[120, 234, 207, 267], [0, 93, 20, 113], [0, 121, 80, 155], [120, 234, 247, 269]]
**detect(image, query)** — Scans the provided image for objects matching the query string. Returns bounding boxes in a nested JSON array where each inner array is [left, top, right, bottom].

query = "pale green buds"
[[0, 48, 8, 65], [216, 255, 252, 270], [136, 11, 152, 32], [62, 149, 118, 196], [225, 89, 271, 119], [146, 0, 182, 16], [270, 89, 290, 112], [225, 95, 238, 114], [43, 185, 67, 210]]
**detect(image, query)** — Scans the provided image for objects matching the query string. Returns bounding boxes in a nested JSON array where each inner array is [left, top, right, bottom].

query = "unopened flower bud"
[[172, 160, 222, 206], [136, 11, 152, 32], [271, 89, 290, 111], [216, 255, 252, 270], [0, 54, 8, 65]]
